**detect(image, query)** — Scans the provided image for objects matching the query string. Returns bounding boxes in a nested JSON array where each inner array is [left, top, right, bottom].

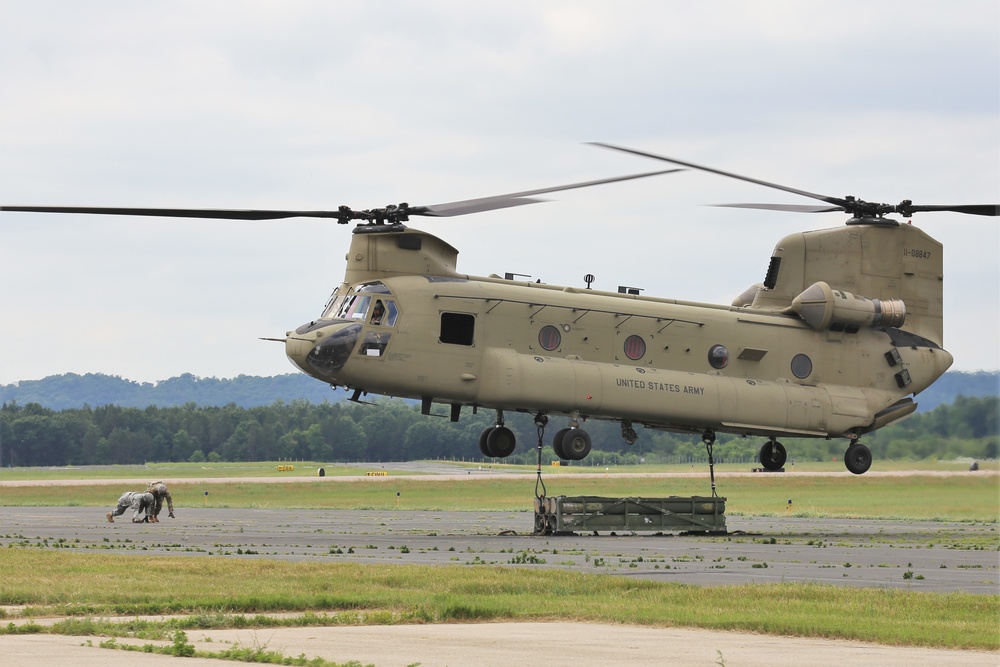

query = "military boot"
[[106, 512, 114, 523]]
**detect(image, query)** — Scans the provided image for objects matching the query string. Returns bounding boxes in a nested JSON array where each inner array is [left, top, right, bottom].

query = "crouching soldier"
[[146, 480, 175, 522], [106, 491, 155, 523]]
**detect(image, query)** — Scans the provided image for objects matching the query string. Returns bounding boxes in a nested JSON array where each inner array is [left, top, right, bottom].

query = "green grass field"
[[1, 463, 997, 521], [0, 461, 372, 480], [1, 550, 997, 651]]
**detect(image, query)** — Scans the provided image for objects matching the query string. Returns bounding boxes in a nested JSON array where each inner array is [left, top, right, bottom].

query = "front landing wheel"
[[486, 425, 516, 458], [561, 428, 592, 461], [552, 427, 572, 461]]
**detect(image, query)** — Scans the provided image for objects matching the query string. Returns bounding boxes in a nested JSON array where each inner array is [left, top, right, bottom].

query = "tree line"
[[1, 394, 996, 468], [0, 373, 338, 411]]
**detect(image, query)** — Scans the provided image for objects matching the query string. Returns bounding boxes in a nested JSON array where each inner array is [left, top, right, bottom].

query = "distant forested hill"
[[0, 373, 343, 409], [912, 371, 999, 411], [0, 370, 996, 411]]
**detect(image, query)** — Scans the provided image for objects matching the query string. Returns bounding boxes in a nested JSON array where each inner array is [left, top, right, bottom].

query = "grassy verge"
[[0, 549, 996, 651], [0, 461, 369, 481], [1, 474, 996, 521], [94, 629, 373, 666]]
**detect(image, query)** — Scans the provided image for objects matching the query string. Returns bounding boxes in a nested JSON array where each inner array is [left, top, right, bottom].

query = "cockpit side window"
[[370, 300, 386, 325], [369, 299, 399, 327]]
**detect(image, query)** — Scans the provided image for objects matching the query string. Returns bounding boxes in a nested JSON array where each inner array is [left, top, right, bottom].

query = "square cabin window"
[[440, 312, 475, 346]]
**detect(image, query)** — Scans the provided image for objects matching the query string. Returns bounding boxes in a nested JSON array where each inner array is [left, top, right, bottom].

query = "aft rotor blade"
[[410, 168, 684, 217], [0, 205, 349, 221], [590, 143, 1000, 219], [589, 142, 845, 208]]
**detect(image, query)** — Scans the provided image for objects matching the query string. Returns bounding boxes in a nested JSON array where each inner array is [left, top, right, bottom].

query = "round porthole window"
[[791, 353, 813, 379], [708, 344, 729, 369], [624, 335, 646, 361], [538, 325, 561, 351]]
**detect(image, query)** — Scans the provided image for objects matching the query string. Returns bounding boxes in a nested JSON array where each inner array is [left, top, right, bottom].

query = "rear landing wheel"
[[758, 440, 786, 471], [844, 442, 872, 475]]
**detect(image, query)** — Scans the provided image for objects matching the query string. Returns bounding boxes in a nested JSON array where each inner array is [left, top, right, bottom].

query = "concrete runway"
[[4, 621, 998, 667], [1, 506, 997, 666]]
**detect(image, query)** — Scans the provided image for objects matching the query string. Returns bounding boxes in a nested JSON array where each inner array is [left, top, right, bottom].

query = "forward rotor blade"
[[0, 205, 348, 221], [588, 142, 845, 208], [712, 203, 845, 213], [410, 168, 683, 217], [411, 197, 543, 217], [904, 204, 999, 216], [1, 168, 683, 223]]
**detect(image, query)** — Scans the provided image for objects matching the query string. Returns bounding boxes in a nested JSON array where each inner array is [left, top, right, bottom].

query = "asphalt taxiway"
[[0, 506, 996, 593]]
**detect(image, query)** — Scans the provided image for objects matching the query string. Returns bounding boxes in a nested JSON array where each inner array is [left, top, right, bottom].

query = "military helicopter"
[[4, 145, 996, 474]]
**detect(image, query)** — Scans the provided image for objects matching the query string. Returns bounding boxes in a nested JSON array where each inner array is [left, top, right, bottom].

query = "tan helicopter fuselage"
[[285, 223, 952, 444]]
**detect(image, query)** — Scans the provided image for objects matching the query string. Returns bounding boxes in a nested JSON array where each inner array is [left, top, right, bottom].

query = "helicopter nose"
[[285, 322, 363, 381], [284, 334, 314, 375]]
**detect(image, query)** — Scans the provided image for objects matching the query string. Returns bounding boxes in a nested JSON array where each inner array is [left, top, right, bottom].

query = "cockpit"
[[321, 281, 399, 327], [289, 281, 401, 380]]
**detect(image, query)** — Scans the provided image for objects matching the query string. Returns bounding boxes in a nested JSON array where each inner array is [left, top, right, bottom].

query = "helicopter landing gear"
[[485, 426, 516, 457], [552, 413, 592, 461], [554, 427, 592, 460], [844, 439, 872, 475], [553, 427, 592, 460], [552, 427, 570, 460], [621, 419, 638, 445], [758, 438, 787, 471], [478, 410, 516, 458]]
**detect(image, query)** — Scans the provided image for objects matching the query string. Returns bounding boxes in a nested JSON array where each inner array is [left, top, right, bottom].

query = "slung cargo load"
[[533, 495, 727, 535]]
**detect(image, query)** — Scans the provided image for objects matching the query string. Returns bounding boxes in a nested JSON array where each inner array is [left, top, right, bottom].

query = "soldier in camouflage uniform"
[[146, 480, 175, 522], [106, 491, 155, 523]]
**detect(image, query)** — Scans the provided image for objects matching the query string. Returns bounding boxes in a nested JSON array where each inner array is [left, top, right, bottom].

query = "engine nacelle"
[[790, 281, 906, 332], [732, 283, 763, 308]]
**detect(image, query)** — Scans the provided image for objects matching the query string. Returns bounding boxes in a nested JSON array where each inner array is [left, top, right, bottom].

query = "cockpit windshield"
[[341, 295, 373, 320], [321, 281, 393, 321], [321, 287, 345, 319]]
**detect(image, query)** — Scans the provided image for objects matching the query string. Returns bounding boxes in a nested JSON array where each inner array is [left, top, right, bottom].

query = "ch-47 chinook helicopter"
[[4, 144, 997, 474]]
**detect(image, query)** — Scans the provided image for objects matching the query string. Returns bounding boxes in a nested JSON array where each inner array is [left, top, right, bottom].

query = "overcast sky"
[[1, 1, 997, 385]]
